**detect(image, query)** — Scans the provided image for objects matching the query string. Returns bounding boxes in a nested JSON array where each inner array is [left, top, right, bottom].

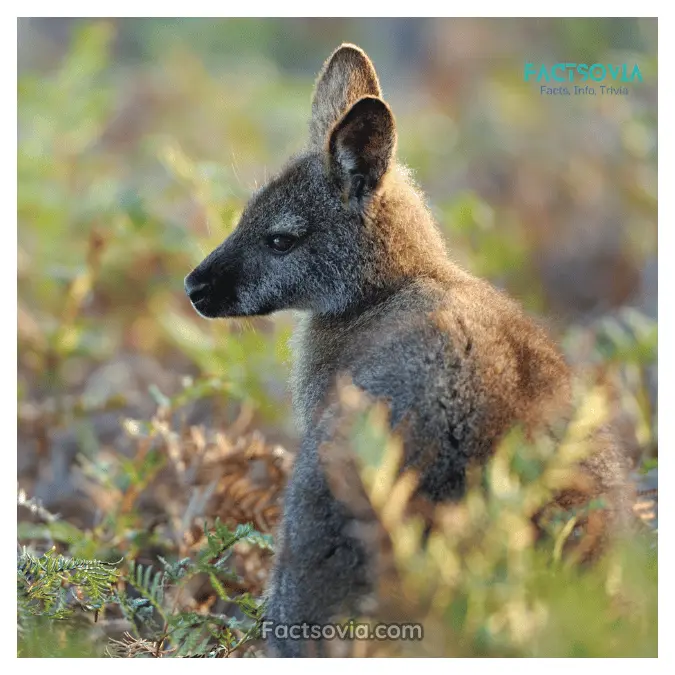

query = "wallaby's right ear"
[[328, 96, 396, 203], [309, 44, 382, 149]]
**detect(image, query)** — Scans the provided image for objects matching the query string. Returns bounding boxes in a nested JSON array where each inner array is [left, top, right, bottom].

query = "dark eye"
[[267, 234, 297, 254]]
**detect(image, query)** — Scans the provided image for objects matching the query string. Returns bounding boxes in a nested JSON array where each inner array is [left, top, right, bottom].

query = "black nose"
[[184, 274, 210, 304]]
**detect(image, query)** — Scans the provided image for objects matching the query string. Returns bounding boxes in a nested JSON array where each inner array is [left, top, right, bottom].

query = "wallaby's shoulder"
[[292, 268, 571, 438], [298, 267, 568, 375]]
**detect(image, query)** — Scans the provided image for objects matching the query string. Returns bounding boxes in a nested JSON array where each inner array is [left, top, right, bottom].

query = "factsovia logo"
[[524, 62, 643, 97]]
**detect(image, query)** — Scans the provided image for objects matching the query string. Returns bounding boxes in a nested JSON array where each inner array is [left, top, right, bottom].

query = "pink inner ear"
[[328, 97, 396, 187], [334, 138, 358, 174]]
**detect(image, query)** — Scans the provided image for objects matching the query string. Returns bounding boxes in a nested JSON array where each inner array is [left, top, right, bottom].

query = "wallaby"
[[185, 44, 632, 657]]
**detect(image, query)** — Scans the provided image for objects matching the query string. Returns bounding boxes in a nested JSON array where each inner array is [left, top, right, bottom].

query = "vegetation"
[[18, 520, 269, 657], [18, 19, 657, 657]]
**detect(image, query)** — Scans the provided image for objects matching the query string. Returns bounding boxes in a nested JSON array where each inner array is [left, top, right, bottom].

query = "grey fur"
[[184, 44, 632, 657]]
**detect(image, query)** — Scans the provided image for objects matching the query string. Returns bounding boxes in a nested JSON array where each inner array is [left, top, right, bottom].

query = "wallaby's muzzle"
[[184, 265, 215, 317], [184, 245, 241, 319]]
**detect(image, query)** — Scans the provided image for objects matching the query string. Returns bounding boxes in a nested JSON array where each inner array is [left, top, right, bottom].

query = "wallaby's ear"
[[328, 95, 396, 202], [310, 44, 382, 149]]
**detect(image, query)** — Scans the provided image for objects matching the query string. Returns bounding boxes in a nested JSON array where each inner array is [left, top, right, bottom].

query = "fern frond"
[[17, 547, 119, 620]]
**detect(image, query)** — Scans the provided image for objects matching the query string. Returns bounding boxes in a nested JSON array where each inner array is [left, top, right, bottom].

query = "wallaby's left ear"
[[328, 96, 396, 203]]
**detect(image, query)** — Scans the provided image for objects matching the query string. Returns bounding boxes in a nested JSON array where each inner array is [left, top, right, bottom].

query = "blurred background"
[[17, 18, 657, 657]]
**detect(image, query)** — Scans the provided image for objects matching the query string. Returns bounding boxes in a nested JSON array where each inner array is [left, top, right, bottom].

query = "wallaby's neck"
[[373, 164, 454, 277]]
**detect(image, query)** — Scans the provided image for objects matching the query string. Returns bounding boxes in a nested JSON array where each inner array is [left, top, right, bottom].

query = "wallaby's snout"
[[184, 268, 209, 305], [184, 244, 241, 319], [184, 267, 212, 315]]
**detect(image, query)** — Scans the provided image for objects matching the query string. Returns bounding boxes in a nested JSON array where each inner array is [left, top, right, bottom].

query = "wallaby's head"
[[185, 44, 446, 319]]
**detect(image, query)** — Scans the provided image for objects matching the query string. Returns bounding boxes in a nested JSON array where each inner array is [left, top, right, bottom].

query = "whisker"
[[230, 150, 243, 188]]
